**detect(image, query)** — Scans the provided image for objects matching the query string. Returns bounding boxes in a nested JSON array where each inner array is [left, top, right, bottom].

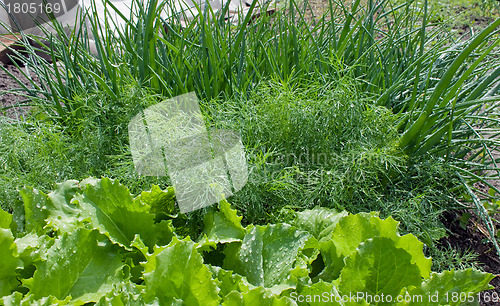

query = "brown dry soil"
[[0, 63, 33, 119], [440, 210, 500, 305]]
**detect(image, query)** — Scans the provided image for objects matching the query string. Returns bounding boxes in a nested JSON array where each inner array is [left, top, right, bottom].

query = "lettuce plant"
[[0, 178, 494, 305]]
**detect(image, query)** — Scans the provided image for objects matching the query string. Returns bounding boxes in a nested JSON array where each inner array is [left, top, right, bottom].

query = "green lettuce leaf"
[[19, 187, 52, 235], [44, 180, 81, 233], [135, 185, 176, 215], [292, 207, 347, 243], [133, 185, 192, 239], [223, 223, 316, 294], [47, 180, 80, 212], [0, 206, 17, 237], [209, 265, 251, 298], [404, 269, 495, 306], [154, 219, 177, 247], [223, 287, 297, 306], [143, 236, 220, 305], [337, 237, 422, 305], [74, 178, 161, 250], [1, 292, 71, 305], [0, 206, 13, 230], [203, 199, 246, 244], [95, 281, 152, 306], [24, 228, 125, 304], [0, 228, 22, 297], [295, 280, 335, 305], [18, 181, 82, 235], [14, 232, 54, 277], [320, 213, 431, 281]]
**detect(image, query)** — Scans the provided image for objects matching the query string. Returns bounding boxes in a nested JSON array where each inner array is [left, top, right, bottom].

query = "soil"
[[440, 210, 500, 305], [0, 63, 34, 119]]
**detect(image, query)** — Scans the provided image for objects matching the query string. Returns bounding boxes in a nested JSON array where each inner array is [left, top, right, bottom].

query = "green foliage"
[[222, 223, 313, 292], [74, 178, 165, 249], [0, 228, 22, 297], [0, 179, 494, 304], [1, 0, 498, 231], [0, 119, 76, 213], [203, 199, 246, 244], [143, 237, 220, 305], [223, 286, 296, 305], [9, 0, 493, 112], [0, 86, 168, 213], [204, 81, 405, 223], [338, 237, 423, 299], [0, 207, 13, 229], [395, 18, 500, 157], [411, 0, 500, 30], [405, 269, 495, 306], [0, 0, 499, 292], [23, 228, 124, 304], [311, 212, 432, 281], [426, 243, 482, 273]]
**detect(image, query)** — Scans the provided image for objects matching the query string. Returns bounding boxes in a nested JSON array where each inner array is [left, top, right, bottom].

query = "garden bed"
[[1, 0, 500, 304], [0, 63, 32, 119]]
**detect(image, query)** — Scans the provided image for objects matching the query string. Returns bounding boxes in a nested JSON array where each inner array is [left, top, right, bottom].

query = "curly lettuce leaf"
[[291, 279, 371, 306], [47, 180, 80, 212], [74, 178, 164, 250], [0, 206, 13, 230], [143, 236, 220, 305], [0, 228, 22, 297], [209, 265, 251, 299], [294, 280, 335, 305], [292, 207, 347, 243], [223, 287, 297, 306], [320, 212, 431, 281], [404, 269, 495, 306], [1, 292, 71, 306], [223, 223, 316, 294], [14, 232, 54, 278], [18, 181, 81, 235], [19, 187, 52, 235], [95, 281, 152, 306], [44, 180, 81, 232], [23, 228, 125, 304], [337, 237, 422, 304], [203, 199, 246, 244], [0, 206, 17, 237], [135, 185, 176, 215]]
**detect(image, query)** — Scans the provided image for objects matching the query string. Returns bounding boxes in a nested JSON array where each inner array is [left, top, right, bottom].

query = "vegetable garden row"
[[0, 0, 500, 304]]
